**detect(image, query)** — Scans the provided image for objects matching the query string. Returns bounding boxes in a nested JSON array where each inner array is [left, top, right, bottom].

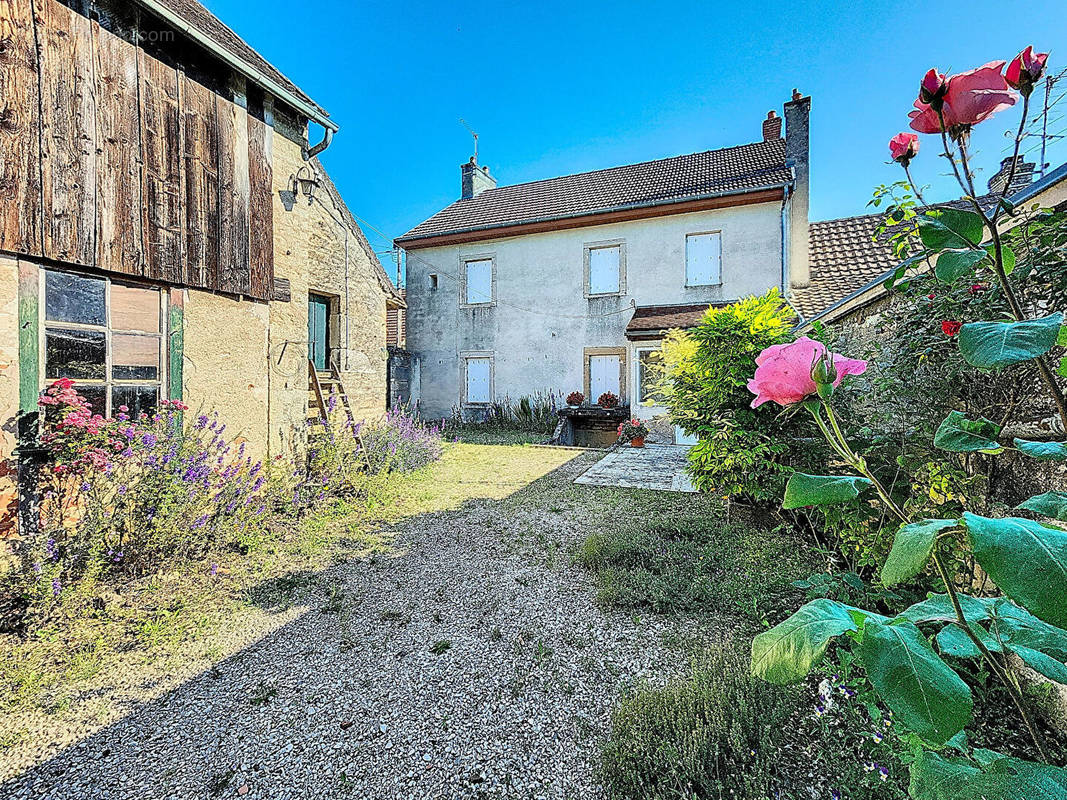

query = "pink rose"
[[888, 132, 919, 164], [920, 68, 948, 105], [747, 337, 868, 409], [1006, 46, 1048, 93], [909, 62, 1017, 135]]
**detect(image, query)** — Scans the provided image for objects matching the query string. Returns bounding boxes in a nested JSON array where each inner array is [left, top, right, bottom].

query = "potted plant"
[[566, 391, 584, 409], [617, 418, 649, 448], [597, 391, 619, 409]]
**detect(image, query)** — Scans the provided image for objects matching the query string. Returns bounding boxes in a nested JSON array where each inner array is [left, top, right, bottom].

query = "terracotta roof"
[[791, 213, 899, 320], [146, 0, 328, 116], [625, 303, 721, 337], [397, 140, 793, 243]]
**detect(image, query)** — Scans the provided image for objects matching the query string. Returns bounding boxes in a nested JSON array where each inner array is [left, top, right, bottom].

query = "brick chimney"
[[762, 110, 782, 141], [987, 156, 1036, 196], [784, 89, 811, 288], [461, 157, 496, 199]]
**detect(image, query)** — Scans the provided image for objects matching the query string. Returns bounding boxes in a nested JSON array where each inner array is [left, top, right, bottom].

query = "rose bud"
[[811, 352, 839, 401], [919, 68, 948, 108], [1006, 46, 1049, 95], [888, 132, 919, 165]]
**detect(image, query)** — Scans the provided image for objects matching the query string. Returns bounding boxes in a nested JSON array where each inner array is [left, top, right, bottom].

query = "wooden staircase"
[[307, 358, 371, 470]]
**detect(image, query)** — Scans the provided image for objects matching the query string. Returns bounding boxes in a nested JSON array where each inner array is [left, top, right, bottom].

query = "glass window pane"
[[112, 385, 159, 418], [111, 284, 161, 333], [112, 334, 160, 381], [638, 350, 666, 404], [45, 271, 106, 326], [465, 260, 492, 304], [589, 246, 620, 294], [45, 328, 106, 380]]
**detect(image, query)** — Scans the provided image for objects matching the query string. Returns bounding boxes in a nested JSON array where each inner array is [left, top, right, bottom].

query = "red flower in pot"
[[597, 391, 619, 409]]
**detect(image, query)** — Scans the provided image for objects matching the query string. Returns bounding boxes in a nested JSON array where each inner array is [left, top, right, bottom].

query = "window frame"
[[39, 268, 168, 418], [685, 230, 723, 288], [634, 344, 667, 407], [584, 239, 626, 298], [461, 350, 495, 407], [459, 253, 496, 308], [583, 346, 627, 402]]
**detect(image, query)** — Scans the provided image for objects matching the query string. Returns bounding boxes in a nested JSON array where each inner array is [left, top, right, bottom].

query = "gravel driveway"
[[4, 448, 716, 800]]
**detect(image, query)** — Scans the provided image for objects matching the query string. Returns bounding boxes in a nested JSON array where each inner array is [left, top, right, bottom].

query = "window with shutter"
[[465, 357, 492, 404], [685, 232, 722, 286], [465, 259, 493, 305], [588, 354, 621, 399], [588, 245, 621, 295]]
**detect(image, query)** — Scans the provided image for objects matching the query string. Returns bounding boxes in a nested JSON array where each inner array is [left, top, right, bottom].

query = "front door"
[[308, 294, 329, 371]]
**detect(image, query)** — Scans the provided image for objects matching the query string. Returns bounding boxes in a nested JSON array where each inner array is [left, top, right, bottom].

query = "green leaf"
[[958, 313, 1064, 369], [918, 208, 985, 251], [934, 411, 1002, 453], [858, 619, 973, 744], [882, 519, 957, 586], [1057, 324, 1067, 347], [935, 250, 987, 282], [963, 513, 1067, 629], [750, 599, 858, 684], [1014, 439, 1067, 460], [899, 594, 990, 625], [1059, 356, 1067, 379], [936, 622, 1003, 658], [986, 599, 1067, 661], [909, 751, 1067, 800], [782, 473, 872, 510], [985, 243, 1016, 276], [1017, 491, 1067, 521], [1011, 645, 1067, 684]]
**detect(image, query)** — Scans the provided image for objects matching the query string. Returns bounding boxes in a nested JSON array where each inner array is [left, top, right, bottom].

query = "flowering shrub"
[[750, 45, 1067, 794], [616, 418, 648, 443], [566, 391, 585, 407], [597, 391, 619, 409], [23, 381, 272, 610], [361, 405, 444, 474]]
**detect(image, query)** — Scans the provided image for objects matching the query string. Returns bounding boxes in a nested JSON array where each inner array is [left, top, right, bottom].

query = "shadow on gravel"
[[2, 450, 644, 800]]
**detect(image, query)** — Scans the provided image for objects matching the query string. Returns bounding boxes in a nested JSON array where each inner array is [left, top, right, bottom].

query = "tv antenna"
[[460, 118, 479, 163]]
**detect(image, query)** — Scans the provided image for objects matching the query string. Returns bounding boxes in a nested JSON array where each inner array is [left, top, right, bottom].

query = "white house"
[[395, 91, 813, 435]]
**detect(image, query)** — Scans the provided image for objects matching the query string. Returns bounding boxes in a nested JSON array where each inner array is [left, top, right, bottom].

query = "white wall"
[[405, 201, 784, 419]]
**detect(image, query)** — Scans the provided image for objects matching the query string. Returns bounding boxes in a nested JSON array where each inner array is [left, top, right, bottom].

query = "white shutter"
[[588, 246, 620, 294], [589, 355, 620, 400], [466, 358, 491, 404], [465, 259, 493, 304], [686, 233, 722, 286]]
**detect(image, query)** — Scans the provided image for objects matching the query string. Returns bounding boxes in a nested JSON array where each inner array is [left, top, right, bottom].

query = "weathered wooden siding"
[[38, 0, 96, 267], [0, 0, 42, 257], [94, 20, 143, 275], [0, 0, 277, 301]]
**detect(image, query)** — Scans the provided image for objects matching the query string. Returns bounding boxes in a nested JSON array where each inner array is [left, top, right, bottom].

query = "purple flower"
[[209, 562, 219, 576], [32, 561, 42, 575], [80, 481, 91, 492], [52, 577, 61, 596], [45, 537, 58, 560], [141, 433, 157, 448], [196, 414, 209, 430], [192, 514, 208, 529], [121, 448, 133, 458]]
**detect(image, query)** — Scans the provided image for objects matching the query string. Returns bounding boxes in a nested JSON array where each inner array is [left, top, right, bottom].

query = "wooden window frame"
[[685, 230, 723, 288], [633, 343, 667, 407], [584, 239, 626, 298], [459, 253, 496, 308], [583, 346, 627, 402], [461, 350, 495, 407], [39, 267, 168, 417]]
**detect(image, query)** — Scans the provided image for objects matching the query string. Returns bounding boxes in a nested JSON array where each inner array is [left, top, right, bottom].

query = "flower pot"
[[630, 437, 645, 448]]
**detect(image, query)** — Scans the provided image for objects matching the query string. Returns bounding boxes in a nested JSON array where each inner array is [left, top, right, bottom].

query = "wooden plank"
[[167, 287, 183, 401], [138, 49, 183, 284], [0, 0, 41, 256], [17, 259, 38, 412], [181, 73, 219, 289], [93, 20, 142, 274], [216, 76, 250, 296], [247, 106, 273, 300], [37, 0, 95, 266]]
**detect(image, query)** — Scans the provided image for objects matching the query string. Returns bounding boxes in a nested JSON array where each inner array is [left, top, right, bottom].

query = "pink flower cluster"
[[887, 46, 1047, 156]]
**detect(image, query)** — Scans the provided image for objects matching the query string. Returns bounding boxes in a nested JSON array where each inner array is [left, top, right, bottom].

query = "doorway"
[[308, 293, 330, 371]]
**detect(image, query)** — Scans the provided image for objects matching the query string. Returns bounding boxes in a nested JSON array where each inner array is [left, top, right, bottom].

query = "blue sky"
[[206, 0, 1065, 270]]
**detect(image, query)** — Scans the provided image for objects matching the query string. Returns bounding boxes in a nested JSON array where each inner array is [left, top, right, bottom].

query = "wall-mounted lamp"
[[291, 165, 321, 204]]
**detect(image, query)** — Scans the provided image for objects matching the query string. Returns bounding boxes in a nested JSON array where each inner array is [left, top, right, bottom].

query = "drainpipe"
[[307, 128, 333, 158], [780, 183, 792, 298]]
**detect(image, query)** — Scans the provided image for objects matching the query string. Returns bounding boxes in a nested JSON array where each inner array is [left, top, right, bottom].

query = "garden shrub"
[[654, 289, 809, 503], [602, 637, 907, 800], [20, 381, 274, 613]]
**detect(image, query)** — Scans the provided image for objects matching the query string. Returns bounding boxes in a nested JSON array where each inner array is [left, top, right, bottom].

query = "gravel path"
[[4, 451, 715, 800]]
